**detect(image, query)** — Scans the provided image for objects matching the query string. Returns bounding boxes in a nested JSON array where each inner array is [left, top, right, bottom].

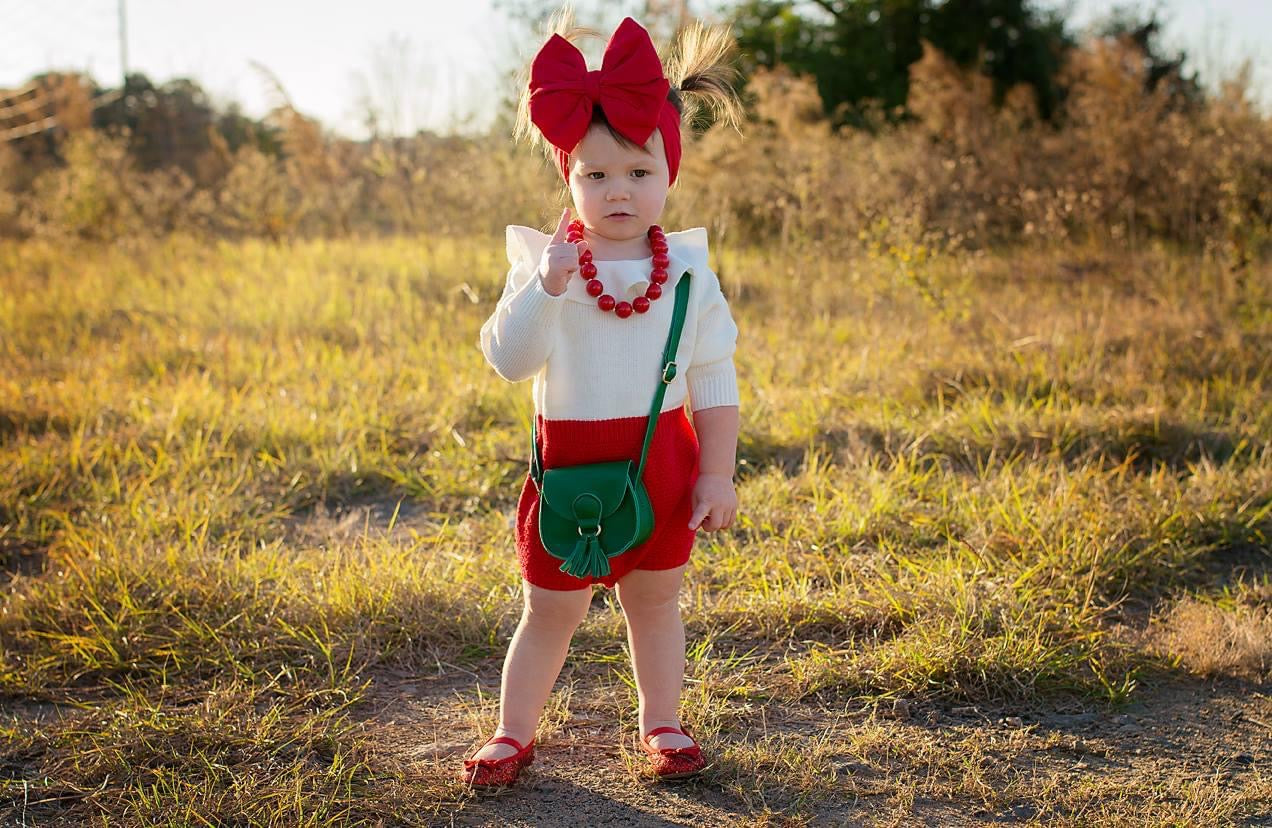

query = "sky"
[[2, 0, 1268, 140]]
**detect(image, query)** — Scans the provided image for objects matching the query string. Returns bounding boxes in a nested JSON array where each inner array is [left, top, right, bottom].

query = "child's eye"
[[632, 169, 648, 178], [588, 171, 605, 180]]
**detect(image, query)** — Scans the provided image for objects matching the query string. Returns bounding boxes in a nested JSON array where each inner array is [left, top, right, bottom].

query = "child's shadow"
[[459, 771, 700, 826]]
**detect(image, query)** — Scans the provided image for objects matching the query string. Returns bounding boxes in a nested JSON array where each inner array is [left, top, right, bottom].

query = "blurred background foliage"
[[0, 0, 1267, 257]]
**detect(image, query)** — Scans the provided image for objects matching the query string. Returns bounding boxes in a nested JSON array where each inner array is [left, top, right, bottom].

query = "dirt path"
[[357, 661, 1271, 827]]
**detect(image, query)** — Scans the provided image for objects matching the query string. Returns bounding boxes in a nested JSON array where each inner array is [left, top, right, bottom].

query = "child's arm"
[[693, 404, 739, 477], [685, 265, 741, 532], [479, 270, 563, 382], [689, 404, 739, 531], [478, 229, 566, 382], [684, 266, 740, 414]]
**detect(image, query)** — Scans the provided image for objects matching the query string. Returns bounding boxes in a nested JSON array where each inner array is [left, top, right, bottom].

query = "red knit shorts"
[[515, 405, 700, 591]]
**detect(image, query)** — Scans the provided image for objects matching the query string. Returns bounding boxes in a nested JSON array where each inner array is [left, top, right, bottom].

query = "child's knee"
[[615, 565, 686, 617], [521, 582, 592, 631]]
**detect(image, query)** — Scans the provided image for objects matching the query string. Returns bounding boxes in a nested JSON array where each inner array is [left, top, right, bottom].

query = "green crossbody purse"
[[529, 270, 693, 580]]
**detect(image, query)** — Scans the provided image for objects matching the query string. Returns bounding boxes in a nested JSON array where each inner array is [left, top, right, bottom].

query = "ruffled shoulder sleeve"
[[664, 227, 710, 276], [506, 224, 552, 276]]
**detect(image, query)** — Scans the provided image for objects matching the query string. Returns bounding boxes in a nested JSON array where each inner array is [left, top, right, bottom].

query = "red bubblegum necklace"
[[568, 218, 669, 319]]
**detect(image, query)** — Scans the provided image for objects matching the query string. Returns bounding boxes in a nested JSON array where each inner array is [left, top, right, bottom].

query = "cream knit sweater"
[[479, 225, 739, 420]]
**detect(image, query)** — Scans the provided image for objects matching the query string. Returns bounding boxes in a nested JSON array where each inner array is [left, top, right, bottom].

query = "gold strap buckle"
[[662, 361, 677, 384]]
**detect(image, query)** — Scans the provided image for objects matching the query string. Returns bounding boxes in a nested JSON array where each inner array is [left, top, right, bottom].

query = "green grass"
[[1, 232, 1269, 824]]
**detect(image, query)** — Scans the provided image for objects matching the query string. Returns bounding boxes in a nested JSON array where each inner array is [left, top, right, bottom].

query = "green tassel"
[[588, 536, 611, 578], [559, 534, 611, 579], [560, 536, 590, 578]]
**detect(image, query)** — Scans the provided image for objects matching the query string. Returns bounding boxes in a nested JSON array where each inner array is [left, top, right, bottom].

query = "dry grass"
[[1147, 582, 1272, 680], [2, 28, 1269, 826], [1, 221, 1268, 823]]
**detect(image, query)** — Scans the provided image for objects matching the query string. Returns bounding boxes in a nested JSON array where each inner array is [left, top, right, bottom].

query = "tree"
[[90, 72, 281, 175], [1087, 5, 1202, 107], [728, 0, 1073, 127]]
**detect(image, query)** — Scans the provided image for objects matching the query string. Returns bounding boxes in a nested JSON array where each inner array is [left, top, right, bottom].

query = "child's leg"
[[472, 579, 593, 761], [615, 562, 695, 750]]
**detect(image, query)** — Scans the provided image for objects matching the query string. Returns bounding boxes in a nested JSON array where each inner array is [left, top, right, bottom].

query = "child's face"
[[567, 124, 670, 246]]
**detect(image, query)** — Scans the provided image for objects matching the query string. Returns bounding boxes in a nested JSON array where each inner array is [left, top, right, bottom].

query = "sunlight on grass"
[[2, 232, 1268, 822]]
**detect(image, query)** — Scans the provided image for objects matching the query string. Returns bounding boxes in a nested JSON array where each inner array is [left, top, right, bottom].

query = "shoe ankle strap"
[[487, 735, 530, 751]]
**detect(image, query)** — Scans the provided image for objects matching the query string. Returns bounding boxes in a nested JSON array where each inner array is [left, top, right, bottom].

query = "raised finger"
[[549, 207, 571, 244]]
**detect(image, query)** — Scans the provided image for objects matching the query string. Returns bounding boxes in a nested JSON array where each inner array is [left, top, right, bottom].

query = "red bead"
[[567, 224, 675, 319]]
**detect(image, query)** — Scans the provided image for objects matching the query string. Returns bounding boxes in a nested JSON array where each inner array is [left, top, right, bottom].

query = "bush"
[[672, 35, 1271, 255], [3, 36, 1268, 252]]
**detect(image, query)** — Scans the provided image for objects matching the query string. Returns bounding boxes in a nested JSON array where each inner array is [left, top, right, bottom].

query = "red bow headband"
[[528, 17, 683, 186]]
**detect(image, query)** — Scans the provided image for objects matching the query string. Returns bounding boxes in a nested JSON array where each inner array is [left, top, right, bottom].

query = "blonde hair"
[[514, 9, 745, 171]]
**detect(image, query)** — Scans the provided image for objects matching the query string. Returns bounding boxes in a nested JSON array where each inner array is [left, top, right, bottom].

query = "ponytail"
[[663, 20, 746, 135]]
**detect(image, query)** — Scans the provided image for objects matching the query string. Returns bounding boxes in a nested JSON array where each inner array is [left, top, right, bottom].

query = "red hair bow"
[[528, 17, 682, 185]]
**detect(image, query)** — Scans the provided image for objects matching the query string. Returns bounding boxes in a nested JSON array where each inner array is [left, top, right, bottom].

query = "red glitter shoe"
[[460, 734, 536, 788], [640, 725, 706, 780]]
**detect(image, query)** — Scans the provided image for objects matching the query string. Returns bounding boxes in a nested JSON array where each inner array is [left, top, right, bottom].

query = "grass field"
[[2, 231, 1269, 826]]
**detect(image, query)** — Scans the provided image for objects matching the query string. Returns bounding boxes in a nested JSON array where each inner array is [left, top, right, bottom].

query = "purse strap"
[[531, 269, 693, 489]]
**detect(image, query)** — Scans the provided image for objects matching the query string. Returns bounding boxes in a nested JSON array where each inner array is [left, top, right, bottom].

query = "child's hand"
[[538, 208, 590, 296], [688, 473, 738, 532]]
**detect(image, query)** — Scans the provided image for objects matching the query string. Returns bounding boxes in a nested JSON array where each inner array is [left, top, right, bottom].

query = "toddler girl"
[[467, 12, 744, 788]]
